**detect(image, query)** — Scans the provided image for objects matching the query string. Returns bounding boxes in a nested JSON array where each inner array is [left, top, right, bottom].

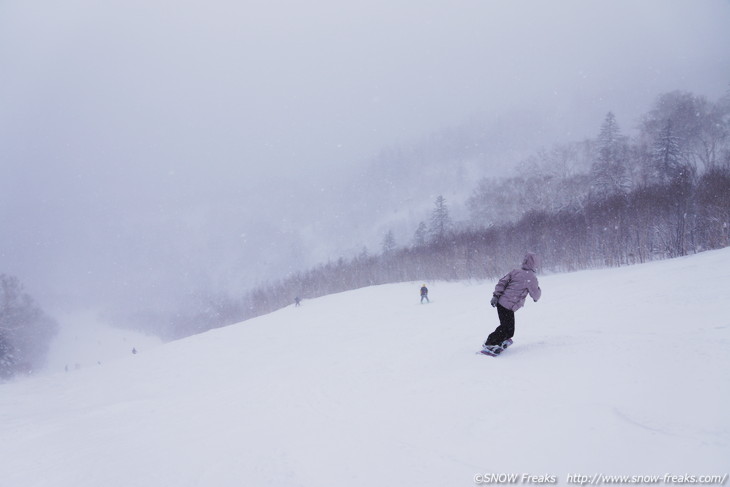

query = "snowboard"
[[477, 338, 513, 357]]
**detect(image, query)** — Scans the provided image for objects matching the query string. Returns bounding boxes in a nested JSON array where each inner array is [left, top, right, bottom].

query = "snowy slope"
[[1, 249, 729, 487], [43, 309, 163, 373]]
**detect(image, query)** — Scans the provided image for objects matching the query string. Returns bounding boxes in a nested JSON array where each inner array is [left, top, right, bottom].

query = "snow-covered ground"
[[2, 249, 729, 487], [44, 309, 163, 373]]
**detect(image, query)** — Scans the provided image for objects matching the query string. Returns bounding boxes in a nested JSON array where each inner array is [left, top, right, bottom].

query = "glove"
[[490, 295, 499, 307]]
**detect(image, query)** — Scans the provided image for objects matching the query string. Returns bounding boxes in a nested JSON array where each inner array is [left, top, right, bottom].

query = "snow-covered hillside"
[[43, 309, 163, 373], [2, 249, 729, 487]]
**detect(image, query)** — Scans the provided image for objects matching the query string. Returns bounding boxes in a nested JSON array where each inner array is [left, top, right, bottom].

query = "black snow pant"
[[485, 303, 515, 346]]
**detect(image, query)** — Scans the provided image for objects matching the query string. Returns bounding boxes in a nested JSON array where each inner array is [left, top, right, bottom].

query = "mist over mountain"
[[2, 0, 729, 339]]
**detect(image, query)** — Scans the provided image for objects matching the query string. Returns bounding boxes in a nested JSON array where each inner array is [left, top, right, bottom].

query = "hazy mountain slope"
[[1, 248, 728, 486]]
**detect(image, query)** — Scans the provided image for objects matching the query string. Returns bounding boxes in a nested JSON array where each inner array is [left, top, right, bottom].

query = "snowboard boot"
[[500, 338, 513, 350], [481, 344, 504, 355]]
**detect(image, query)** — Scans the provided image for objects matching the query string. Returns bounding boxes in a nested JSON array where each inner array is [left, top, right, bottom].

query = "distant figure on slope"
[[420, 284, 430, 303], [294, 297, 301, 307], [482, 253, 542, 355]]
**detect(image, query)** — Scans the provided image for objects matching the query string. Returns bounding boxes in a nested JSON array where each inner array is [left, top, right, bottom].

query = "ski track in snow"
[[1, 248, 729, 486]]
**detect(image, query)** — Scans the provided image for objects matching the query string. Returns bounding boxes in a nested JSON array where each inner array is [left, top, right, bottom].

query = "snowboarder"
[[420, 284, 430, 303], [481, 253, 542, 355]]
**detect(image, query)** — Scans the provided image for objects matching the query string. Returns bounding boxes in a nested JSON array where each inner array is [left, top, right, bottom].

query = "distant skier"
[[420, 284, 430, 303], [294, 297, 301, 307], [481, 253, 542, 355]]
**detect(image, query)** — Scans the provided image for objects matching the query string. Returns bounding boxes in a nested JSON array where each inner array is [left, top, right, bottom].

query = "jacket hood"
[[521, 252, 540, 272]]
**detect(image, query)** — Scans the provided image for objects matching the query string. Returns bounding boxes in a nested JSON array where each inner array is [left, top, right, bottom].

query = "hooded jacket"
[[493, 253, 542, 312]]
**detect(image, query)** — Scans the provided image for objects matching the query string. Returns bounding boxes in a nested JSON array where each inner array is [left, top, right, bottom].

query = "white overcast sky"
[[1, 0, 729, 312]]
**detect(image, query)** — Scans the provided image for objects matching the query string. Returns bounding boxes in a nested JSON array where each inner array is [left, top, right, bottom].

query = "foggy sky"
[[1, 0, 729, 320]]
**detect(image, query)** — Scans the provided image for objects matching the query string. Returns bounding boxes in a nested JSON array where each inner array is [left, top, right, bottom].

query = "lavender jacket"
[[493, 253, 542, 311]]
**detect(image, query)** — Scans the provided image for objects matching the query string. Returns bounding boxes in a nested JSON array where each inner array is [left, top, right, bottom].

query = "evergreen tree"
[[413, 221, 428, 247], [381, 230, 397, 255], [652, 119, 684, 184], [428, 195, 453, 244], [358, 246, 369, 260], [0, 274, 58, 376], [591, 112, 629, 198], [639, 91, 729, 172], [0, 331, 15, 379]]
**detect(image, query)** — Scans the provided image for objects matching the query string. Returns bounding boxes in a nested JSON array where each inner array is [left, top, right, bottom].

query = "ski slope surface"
[[2, 249, 729, 487]]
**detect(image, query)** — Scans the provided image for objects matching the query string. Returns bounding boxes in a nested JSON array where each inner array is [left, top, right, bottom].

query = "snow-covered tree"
[[591, 112, 630, 198], [413, 221, 428, 247], [0, 274, 58, 377], [0, 331, 16, 379], [652, 119, 685, 184], [639, 91, 730, 172], [428, 195, 453, 244], [381, 230, 397, 255]]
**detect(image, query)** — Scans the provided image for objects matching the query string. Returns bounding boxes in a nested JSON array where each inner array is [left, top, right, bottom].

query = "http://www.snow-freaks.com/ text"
[[473, 473, 728, 485]]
